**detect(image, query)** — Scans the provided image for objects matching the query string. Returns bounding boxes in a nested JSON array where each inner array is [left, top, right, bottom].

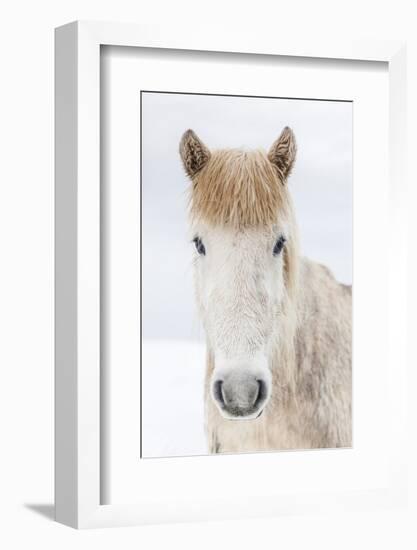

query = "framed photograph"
[[139, 91, 353, 459], [55, 21, 407, 528]]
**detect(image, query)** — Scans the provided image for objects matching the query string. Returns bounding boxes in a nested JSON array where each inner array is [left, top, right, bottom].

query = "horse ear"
[[179, 129, 211, 179], [268, 126, 297, 181]]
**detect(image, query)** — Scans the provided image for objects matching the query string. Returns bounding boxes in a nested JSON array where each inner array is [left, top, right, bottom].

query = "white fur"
[[192, 222, 288, 420]]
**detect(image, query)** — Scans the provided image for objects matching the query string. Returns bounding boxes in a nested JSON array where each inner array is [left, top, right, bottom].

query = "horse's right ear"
[[179, 129, 211, 179]]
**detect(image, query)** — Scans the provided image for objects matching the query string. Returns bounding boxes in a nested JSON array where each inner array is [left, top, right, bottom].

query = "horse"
[[179, 127, 352, 454]]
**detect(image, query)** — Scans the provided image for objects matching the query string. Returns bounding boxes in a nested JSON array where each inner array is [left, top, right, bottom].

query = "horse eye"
[[273, 236, 286, 256], [193, 237, 206, 256]]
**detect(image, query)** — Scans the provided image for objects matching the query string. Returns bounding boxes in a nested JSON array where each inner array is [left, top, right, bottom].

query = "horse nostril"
[[213, 380, 225, 407], [254, 379, 267, 409]]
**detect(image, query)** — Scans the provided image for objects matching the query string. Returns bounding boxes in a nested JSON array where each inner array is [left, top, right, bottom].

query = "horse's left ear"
[[268, 126, 297, 181], [179, 129, 211, 179]]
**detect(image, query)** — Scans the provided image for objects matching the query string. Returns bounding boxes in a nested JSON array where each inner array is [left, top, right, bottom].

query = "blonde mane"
[[189, 148, 290, 228]]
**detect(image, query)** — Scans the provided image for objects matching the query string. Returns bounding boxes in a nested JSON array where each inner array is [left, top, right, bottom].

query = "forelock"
[[189, 149, 290, 228]]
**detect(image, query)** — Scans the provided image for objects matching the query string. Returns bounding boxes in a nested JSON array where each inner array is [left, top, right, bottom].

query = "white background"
[[0, 1, 416, 549]]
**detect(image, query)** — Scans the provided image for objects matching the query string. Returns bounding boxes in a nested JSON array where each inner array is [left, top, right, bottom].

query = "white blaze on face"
[[192, 222, 288, 420]]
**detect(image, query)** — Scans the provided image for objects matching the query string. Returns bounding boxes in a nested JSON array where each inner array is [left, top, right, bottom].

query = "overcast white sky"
[[141, 92, 352, 341]]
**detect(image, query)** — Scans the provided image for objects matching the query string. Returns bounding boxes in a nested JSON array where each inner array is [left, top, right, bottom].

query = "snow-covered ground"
[[142, 339, 207, 458]]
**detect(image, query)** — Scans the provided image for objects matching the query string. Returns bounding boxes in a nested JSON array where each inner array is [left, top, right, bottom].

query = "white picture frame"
[[55, 21, 407, 528]]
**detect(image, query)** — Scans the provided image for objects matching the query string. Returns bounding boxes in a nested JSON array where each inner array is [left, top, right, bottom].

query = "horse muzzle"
[[210, 360, 271, 420]]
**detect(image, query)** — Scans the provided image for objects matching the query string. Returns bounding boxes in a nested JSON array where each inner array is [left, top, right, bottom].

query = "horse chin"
[[220, 408, 264, 422]]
